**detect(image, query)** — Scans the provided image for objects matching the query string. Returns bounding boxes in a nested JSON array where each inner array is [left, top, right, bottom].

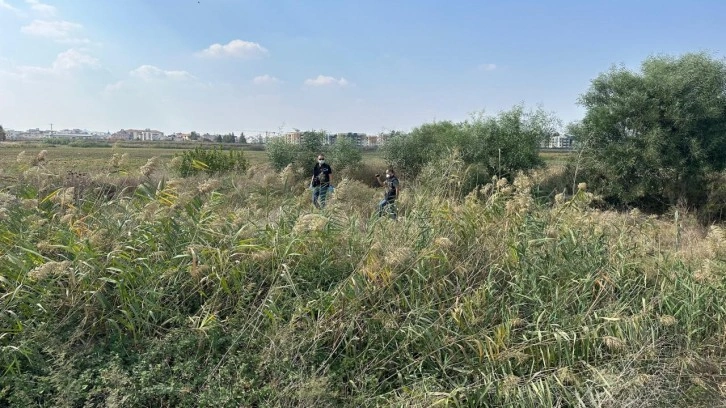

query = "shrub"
[[266, 138, 300, 172], [266, 131, 328, 173], [382, 106, 557, 181], [382, 121, 456, 178], [575, 52, 726, 212], [328, 137, 362, 173], [172, 146, 248, 177]]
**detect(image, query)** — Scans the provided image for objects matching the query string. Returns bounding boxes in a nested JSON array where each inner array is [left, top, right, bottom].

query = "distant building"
[[170, 132, 190, 141], [110, 129, 133, 141], [548, 134, 574, 149], [376, 131, 399, 146], [282, 131, 302, 144], [336, 132, 366, 146]]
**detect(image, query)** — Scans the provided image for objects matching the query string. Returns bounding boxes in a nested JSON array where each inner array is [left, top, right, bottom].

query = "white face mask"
[[385, 173, 391, 178], [318, 159, 325, 164]]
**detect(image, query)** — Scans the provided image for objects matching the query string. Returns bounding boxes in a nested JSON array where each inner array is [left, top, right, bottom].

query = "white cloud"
[[21, 19, 89, 44], [0, 0, 22, 14], [104, 80, 124, 93], [478, 63, 497, 71], [104, 65, 197, 94], [196, 39, 268, 59], [52, 49, 99, 70], [14, 48, 99, 78], [25, 0, 56, 15], [129, 65, 195, 82], [304, 75, 349, 87], [252, 74, 281, 85]]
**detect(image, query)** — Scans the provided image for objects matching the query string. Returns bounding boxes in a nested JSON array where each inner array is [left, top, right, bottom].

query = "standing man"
[[375, 167, 399, 219], [311, 154, 333, 208]]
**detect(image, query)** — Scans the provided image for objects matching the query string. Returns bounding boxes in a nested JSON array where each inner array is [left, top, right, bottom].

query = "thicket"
[[171, 146, 248, 177], [266, 131, 364, 176], [381, 106, 558, 185], [570, 52, 726, 220]]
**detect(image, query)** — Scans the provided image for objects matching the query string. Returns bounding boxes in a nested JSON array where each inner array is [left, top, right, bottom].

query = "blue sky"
[[1, 0, 725, 135]]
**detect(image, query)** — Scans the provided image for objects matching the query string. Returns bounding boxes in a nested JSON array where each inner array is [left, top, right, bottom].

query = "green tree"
[[189, 131, 200, 141], [266, 138, 300, 171], [265, 130, 330, 172], [238, 132, 247, 144], [329, 136, 362, 172], [575, 52, 726, 209], [459, 106, 556, 178], [0, 125, 5, 141], [382, 106, 555, 180], [382, 121, 458, 177], [300, 130, 325, 156]]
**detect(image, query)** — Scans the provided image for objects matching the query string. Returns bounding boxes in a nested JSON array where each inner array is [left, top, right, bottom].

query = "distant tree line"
[[188, 131, 246, 144]]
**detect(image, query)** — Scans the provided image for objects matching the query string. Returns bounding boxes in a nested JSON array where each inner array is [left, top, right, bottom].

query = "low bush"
[[172, 146, 248, 177]]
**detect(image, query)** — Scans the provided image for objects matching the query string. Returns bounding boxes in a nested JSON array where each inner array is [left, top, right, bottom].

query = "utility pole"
[[49, 123, 53, 135]]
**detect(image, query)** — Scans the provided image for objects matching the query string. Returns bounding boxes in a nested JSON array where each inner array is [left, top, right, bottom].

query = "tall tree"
[[575, 52, 726, 209], [0, 125, 5, 141]]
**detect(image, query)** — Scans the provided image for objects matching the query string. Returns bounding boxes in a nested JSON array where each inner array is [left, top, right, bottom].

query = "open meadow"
[[2, 143, 726, 407], [0, 142, 270, 179]]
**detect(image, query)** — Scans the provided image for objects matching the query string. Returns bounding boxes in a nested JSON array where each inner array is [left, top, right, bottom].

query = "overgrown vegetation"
[[571, 52, 726, 217], [1, 148, 726, 407], [171, 146, 249, 177], [381, 106, 558, 183], [266, 130, 363, 174]]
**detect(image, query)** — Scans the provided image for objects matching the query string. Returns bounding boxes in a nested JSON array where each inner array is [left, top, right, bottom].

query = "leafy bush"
[[328, 136, 362, 172], [574, 52, 726, 212], [266, 138, 301, 172], [266, 131, 328, 173], [382, 121, 457, 177], [460, 106, 555, 178], [382, 106, 557, 181], [172, 146, 248, 177]]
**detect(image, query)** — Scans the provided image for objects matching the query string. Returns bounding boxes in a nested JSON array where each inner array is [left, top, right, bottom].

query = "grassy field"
[[0, 142, 270, 178], [0, 142, 569, 178], [539, 149, 574, 166], [4, 143, 722, 407]]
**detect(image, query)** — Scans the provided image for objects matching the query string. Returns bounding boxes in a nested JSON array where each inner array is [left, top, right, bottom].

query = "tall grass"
[[1, 151, 725, 407]]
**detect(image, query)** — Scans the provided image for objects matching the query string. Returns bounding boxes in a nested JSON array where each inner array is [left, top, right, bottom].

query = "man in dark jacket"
[[310, 154, 333, 208], [375, 167, 399, 219]]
